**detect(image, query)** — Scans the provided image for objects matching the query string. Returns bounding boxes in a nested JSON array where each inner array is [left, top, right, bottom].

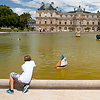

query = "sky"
[[1, 0, 100, 19]]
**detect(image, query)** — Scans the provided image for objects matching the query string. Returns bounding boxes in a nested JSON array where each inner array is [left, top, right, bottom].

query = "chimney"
[[60, 10, 61, 13], [51, 2, 54, 7], [74, 8, 75, 11], [56, 7, 58, 11], [84, 8, 85, 11], [41, 2, 44, 6]]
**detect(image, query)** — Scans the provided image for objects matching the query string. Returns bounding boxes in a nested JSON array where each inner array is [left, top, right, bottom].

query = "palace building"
[[36, 2, 100, 32]]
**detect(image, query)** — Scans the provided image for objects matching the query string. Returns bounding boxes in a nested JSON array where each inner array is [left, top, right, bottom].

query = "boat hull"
[[57, 66, 66, 69]]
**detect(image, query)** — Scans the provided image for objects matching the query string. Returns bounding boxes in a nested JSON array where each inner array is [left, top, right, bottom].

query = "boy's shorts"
[[10, 72, 20, 81]]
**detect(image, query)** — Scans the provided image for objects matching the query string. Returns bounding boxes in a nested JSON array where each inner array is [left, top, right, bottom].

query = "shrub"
[[31, 27, 35, 31], [18, 27, 21, 30], [51, 27, 54, 31], [11, 26, 14, 30], [84, 27, 91, 30]]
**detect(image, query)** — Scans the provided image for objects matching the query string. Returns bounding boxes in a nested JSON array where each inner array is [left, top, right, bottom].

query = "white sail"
[[61, 56, 67, 66]]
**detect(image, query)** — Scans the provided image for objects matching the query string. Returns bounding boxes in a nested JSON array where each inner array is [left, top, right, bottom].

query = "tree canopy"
[[19, 12, 32, 28], [84, 27, 91, 31], [20, 12, 32, 22], [0, 5, 18, 27], [0, 5, 33, 30], [68, 27, 74, 31]]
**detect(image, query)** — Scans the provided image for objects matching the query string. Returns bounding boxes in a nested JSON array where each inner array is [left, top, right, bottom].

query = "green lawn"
[[0, 29, 17, 32]]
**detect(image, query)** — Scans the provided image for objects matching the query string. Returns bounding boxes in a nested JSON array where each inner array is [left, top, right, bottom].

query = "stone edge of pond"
[[0, 32, 100, 34], [0, 79, 100, 89]]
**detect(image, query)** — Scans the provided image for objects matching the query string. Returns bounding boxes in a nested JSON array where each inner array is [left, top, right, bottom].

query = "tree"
[[17, 16, 25, 30], [68, 27, 74, 31], [11, 26, 14, 30], [51, 27, 54, 31], [31, 27, 35, 31], [84, 27, 91, 31], [0, 5, 18, 27], [18, 27, 21, 31], [19, 12, 32, 29]]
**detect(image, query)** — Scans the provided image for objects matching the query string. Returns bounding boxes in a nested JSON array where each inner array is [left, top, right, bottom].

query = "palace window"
[[51, 13, 52, 17], [59, 27, 61, 30], [50, 20, 52, 24], [97, 15, 99, 18], [60, 15, 62, 18], [71, 15, 72, 18], [39, 13, 41, 17], [92, 21, 94, 25], [87, 21, 89, 25], [87, 15, 88, 18], [45, 14, 47, 17], [78, 21, 81, 25], [98, 21, 100, 25], [45, 27, 46, 30], [39, 20, 41, 24], [64, 27, 67, 30], [45, 20, 47, 24], [92, 27, 95, 31], [59, 21, 61, 24], [65, 21, 67, 24], [65, 15, 67, 18], [70, 21, 72, 24], [92, 15, 94, 18]]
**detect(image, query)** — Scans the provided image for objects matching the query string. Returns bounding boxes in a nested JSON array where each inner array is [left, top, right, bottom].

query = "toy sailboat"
[[56, 55, 67, 68]]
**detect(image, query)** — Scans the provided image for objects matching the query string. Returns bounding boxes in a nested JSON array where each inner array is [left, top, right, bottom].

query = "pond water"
[[0, 32, 100, 80]]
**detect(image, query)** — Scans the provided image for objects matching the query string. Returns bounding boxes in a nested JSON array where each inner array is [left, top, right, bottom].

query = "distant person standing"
[[7, 55, 36, 94]]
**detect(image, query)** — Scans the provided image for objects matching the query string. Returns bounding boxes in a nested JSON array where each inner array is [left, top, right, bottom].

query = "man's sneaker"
[[6, 89, 14, 94], [22, 84, 29, 93]]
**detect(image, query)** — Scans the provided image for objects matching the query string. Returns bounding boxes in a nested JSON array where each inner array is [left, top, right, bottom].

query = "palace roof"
[[68, 6, 91, 13], [38, 3, 56, 10]]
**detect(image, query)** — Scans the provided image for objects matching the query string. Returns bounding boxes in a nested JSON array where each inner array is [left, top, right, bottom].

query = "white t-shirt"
[[18, 61, 36, 84]]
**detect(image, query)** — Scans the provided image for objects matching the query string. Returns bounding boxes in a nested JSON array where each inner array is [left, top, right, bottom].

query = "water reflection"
[[56, 68, 68, 80]]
